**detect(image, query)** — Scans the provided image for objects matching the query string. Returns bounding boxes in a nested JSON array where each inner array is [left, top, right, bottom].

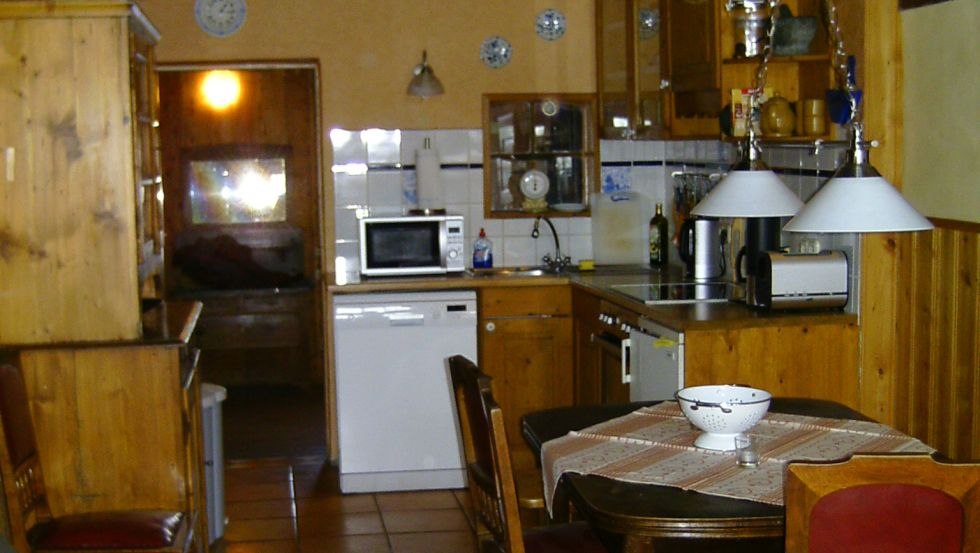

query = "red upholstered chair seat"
[[30, 511, 185, 550], [809, 483, 963, 553]]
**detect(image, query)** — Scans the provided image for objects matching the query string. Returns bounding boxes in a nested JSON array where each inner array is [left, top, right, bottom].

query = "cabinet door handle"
[[621, 337, 631, 384], [485, 321, 496, 332]]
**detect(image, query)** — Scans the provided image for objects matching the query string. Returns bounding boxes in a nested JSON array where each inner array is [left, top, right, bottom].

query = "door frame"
[[157, 60, 328, 447]]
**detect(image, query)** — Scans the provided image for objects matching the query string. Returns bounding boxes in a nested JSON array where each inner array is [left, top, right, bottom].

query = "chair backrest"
[[0, 356, 54, 552], [448, 355, 525, 553], [785, 453, 980, 553]]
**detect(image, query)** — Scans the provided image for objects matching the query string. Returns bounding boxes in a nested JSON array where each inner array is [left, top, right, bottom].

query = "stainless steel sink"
[[468, 266, 559, 278]]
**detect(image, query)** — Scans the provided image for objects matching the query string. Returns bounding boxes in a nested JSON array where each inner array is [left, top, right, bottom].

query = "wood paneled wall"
[[856, 2, 978, 462], [158, 66, 321, 288], [894, 222, 979, 461]]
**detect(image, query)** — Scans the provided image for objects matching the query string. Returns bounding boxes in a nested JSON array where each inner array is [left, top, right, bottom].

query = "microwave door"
[[629, 325, 684, 402]]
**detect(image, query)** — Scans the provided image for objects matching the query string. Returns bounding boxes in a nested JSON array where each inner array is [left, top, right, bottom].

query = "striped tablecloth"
[[541, 402, 932, 513]]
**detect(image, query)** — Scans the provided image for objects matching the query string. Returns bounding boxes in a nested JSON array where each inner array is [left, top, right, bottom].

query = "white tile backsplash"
[[434, 130, 471, 164], [330, 129, 367, 166], [330, 129, 858, 312], [333, 172, 368, 208], [362, 129, 401, 165], [366, 169, 403, 209]]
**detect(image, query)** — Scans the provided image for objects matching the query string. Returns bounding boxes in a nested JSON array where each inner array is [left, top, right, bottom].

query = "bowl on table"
[[675, 385, 772, 451]]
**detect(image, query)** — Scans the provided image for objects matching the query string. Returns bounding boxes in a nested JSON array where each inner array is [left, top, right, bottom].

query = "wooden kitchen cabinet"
[[482, 93, 597, 218], [5, 302, 208, 549], [661, 0, 722, 137], [572, 287, 859, 409], [131, 16, 166, 298], [479, 286, 573, 471], [188, 287, 315, 387], [598, 0, 836, 140], [684, 321, 860, 407], [0, 1, 163, 343], [718, 0, 835, 140], [597, 0, 719, 139], [596, 0, 668, 139]]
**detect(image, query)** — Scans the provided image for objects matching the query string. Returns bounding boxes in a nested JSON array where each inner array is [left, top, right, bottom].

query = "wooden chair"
[[447, 355, 607, 553], [785, 453, 980, 553], [0, 359, 195, 553]]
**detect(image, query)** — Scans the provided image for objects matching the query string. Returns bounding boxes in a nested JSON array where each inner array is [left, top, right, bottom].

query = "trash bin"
[[200, 383, 227, 543]]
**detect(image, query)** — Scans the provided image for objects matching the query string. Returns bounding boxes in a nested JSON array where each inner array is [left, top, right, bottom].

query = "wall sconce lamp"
[[407, 50, 444, 98], [783, 0, 932, 233]]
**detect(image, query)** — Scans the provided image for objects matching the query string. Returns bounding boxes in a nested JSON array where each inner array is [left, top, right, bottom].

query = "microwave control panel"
[[445, 217, 466, 272]]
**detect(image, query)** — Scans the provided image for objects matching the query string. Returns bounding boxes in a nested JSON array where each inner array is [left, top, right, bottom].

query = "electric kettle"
[[679, 217, 724, 281]]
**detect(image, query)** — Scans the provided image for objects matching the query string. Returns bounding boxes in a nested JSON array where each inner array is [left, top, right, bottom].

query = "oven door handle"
[[591, 332, 631, 384], [620, 337, 631, 384]]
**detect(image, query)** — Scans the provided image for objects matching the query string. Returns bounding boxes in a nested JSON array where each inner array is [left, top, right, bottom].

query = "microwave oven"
[[359, 214, 466, 276]]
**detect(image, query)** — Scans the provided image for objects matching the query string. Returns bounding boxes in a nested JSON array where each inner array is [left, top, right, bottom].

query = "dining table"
[[521, 398, 930, 553]]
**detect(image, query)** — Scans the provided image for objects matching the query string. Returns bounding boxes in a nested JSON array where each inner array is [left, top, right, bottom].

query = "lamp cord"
[[822, 0, 860, 125], [743, 0, 782, 160]]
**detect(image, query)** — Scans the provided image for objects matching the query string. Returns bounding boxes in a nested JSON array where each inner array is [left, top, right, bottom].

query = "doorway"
[[158, 63, 325, 459]]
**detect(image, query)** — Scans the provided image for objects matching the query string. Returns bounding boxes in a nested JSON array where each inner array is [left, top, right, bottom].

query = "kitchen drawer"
[[241, 292, 306, 313], [197, 314, 301, 349], [480, 286, 571, 318]]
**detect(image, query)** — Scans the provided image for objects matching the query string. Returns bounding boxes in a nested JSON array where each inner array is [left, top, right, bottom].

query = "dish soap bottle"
[[649, 203, 668, 268], [473, 228, 493, 269]]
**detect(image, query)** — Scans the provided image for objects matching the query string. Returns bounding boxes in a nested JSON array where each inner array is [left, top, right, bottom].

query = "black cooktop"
[[610, 282, 743, 305]]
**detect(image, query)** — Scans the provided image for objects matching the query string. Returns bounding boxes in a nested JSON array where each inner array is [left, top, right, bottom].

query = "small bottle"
[[649, 203, 669, 268], [473, 228, 493, 269]]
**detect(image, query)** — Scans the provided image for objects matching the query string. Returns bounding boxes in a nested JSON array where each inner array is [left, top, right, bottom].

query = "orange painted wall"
[[138, 0, 597, 130]]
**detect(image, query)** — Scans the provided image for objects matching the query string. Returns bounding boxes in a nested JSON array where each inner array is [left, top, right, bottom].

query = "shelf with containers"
[[718, 0, 836, 141], [482, 93, 598, 218]]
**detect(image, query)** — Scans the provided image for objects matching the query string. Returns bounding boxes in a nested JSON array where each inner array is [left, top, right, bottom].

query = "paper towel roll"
[[415, 148, 443, 210]]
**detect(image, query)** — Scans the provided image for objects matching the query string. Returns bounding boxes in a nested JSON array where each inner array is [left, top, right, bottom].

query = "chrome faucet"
[[532, 216, 572, 273]]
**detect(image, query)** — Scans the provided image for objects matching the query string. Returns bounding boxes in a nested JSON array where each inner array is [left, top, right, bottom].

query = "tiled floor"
[[211, 455, 480, 553], [210, 386, 481, 552]]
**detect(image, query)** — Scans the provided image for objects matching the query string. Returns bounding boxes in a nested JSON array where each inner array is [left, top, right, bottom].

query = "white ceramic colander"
[[675, 385, 772, 451]]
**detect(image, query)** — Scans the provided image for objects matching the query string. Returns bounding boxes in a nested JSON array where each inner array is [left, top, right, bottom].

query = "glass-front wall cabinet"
[[483, 94, 596, 218], [597, 0, 665, 139]]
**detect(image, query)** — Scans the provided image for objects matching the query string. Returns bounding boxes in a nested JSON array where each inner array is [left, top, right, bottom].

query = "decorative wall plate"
[[194, 0, 247, 37], [535, 9, 566, 41], [480, 36, 512, 68]]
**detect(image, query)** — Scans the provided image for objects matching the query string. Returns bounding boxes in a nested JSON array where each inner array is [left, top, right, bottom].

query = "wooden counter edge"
[[327, 274, 857, 331]]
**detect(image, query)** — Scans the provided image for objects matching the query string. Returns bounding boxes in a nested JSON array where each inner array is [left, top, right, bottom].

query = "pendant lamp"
[[783, 0, 932, 233]]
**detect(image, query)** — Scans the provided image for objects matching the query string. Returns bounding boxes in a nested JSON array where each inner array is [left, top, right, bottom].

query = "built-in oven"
[[589, 300, 642, 404]]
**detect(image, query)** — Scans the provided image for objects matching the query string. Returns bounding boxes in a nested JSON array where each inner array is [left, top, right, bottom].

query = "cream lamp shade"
[[784, 123, 933, 233], [783, 175, 933, 233], [691, 168, 803, 217]]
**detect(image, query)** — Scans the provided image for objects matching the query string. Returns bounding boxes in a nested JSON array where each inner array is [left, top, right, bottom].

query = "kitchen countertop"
[[327, 267, 855, 331]]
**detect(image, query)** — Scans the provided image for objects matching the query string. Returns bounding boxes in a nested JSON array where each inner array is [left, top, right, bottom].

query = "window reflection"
[[188, 157, 287, 224]]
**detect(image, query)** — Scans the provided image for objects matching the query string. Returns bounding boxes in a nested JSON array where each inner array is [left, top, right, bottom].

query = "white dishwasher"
[[333, 291, 476, 493]]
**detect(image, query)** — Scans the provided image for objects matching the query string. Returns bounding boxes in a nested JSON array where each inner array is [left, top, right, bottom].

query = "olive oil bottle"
[[649, 202, 669, 268]]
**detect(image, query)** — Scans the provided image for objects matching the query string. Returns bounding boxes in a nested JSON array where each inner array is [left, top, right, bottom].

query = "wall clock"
[[195, 0, 247, 38]]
